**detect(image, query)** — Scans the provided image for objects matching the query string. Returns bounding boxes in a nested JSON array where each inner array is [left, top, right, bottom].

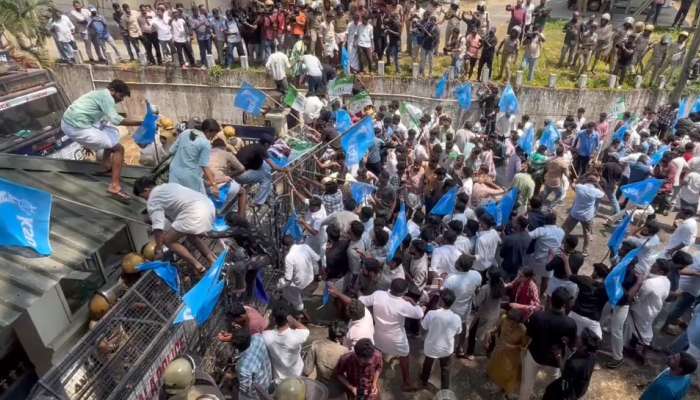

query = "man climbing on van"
[[60, 79, 142, 202]]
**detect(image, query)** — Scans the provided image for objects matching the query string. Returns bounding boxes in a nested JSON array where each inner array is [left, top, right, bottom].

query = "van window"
[[0, 89, 64, 150]]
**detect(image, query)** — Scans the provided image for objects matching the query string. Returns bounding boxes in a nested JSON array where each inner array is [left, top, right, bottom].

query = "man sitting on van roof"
[[60, 79, 142, 202]]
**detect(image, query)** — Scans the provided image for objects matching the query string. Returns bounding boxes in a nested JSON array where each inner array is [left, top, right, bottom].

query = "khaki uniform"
[[574, 28, 597, 75], [591, 22, 613, 72]]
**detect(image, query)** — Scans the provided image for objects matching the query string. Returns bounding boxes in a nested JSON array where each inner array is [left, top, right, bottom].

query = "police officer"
[[646, 34, 673, 86], [591, 13, 613, 73], [269, 378, 328, 400], [574, 21, 597, 75], [161, 356, 225, 400], [610, 16, 635, 72], [633, 24, 654, 74], [558, 11, 581, 67]]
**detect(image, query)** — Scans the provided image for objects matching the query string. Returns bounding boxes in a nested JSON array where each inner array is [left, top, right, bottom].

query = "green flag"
[[328, 76, 355, 97], [399, 102, 423, 131], [612, 97, 625, 120], [347, 91, 373, 114], [284, 85, 305, 112]]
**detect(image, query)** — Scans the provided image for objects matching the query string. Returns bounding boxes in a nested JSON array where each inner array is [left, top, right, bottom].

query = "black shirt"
[[325, 239, 350, 280], [602, 161, 623, 185], [526, 310, 577, 368], [570, 275, 608, 321], [542, 351, 595, 400], [386, 19, 401, 45], [236, 143, 268, 170], [499, 231, 531, 277], [527, 210, 547, 231]]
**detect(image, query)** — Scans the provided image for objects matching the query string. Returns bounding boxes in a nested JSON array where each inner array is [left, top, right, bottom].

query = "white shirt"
[[69, 8, 91, 35], [344, 307, 375, 349], [443, 270, 482, 319], [407, 220, 421, 239], [630, 274, 670, 343], [152, 16, 172, 41], [50, 15, 75, 42], [473, 229, 501, 271], [454, 235, 472, 255], [266, 51, 291, 81], [147, 183, 215, 234], [356, 23, 373, 48], [546, 277, 579, 300], [262, 327, 310, 382], [665, 217, 697, 254], [421, 309, 463, 358], [377, 263, 406, 291], [528, 225, 565, 265], [629, 235, 661, 276], [680, 171, 700, 205], [670, 156, 688, 186], [303, 96, 325, 123], [679, 254, 700, 297], [430, 244, 462, 276], [171, 18, 188, 42], [496, 113, 517, 136], [359, 290, 424, 356], [304, 206, 327, 256], [461, 177, 473, 197], [283, 244, 320, 290], [301, 54, 323, 77]]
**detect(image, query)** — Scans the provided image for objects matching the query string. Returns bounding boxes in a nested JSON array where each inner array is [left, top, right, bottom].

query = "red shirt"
[[335, 351, 383, 400], [510, 6, 526, 25], [262, 15, 275, 41]]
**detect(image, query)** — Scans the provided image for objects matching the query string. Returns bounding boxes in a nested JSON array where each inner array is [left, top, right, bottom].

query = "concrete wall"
[[51, 64, 667, 126]]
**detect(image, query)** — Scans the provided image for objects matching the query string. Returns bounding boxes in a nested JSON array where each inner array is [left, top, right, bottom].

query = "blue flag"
[[454, 83, 472, 110], [649, 145, 670, 167], [387, 203, 408, 262], [137, 261, 180, 295], [693, 97, 700, 113], [284, 211, 304, 242], [620, 178, 664, 207], [0, 179, 52, 257], [608, 212, 632, 258], [435, 74, 448, 99], [341, 47, 350, 75], [268, 152, 290, 168], [605, 248, 641, 306], [498, 84, 519, 114], [174, 249, 228, 326], [133, 101, 159, 147], [483, 188, 519, 227], [209, 182, 237, 211], [335, 109, 353, 133], [350, 181, 377, 205], [689, 306, 700, 349], [430, 187, 459, 216], [322, 281, 331, 305], [519, 126, 536, 156], [255, 270, 269, 304], [212, 215, 229, 232], [612, 123, 628, 142], [540, 123, 560, 153], [234, 82, 266, 116], [340, 116, 376, 168]]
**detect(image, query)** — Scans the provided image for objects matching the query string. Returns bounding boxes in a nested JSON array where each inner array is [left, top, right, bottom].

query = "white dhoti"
[[171, 200, 215, 234], [61, 119, 120, 151]]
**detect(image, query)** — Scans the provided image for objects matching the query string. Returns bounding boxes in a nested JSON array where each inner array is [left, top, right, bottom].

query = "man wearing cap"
[[633, 24, 653, 74], [591, 13, 612, 73], [574, 20, 597, 75], [496, 26, 521, 81], [609, 17, 634, 73], [661, 32, 689, 81], [646, 34, 672, 86]]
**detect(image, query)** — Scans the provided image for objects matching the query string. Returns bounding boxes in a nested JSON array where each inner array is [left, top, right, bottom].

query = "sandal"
[[107, 190, 131, 204]]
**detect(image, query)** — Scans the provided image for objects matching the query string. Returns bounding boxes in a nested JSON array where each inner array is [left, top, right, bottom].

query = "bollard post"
[[515, 70, 524, 87], [548, 74, 557, 88], [206, 54, 215, 69], [241, 55, 249, 70], [448, 66, 455, 80], [659, 75, 667, 89], [608, 74, 618, 88], [138, 52, 148, 66], [634, 75, 643, 89], [412, 62, 419, 78], [481, 66, 490, 82], [378, 60, 385, 76], [578, 74, 588, 88], [106, 51, 118, 65]]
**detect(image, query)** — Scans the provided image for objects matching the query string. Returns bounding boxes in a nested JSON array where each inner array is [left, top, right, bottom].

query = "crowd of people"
[[47, 0, 695, 89], [50, 2, 700, 400]]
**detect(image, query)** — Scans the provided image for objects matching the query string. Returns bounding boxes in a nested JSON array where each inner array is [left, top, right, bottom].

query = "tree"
[[0, 0, 53, 64], [671, 19, 700, 103]]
